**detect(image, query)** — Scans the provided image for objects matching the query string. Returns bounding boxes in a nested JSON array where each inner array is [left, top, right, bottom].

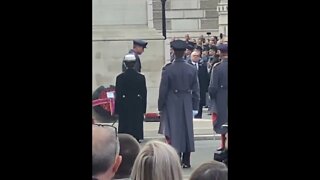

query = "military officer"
[[122, 39, 148, 72], [158, 40, 200, 168], [209, 44, 228, 151]]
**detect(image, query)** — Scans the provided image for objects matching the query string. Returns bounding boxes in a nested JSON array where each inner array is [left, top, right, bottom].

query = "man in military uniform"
[[209, 43, 228, 151], [116, 54, 147, 143], [158, 40, 200, 168], [122, 40, 148, 72]]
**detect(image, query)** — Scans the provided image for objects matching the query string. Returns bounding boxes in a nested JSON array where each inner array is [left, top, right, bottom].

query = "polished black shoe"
[[182, 163, 191, 168]]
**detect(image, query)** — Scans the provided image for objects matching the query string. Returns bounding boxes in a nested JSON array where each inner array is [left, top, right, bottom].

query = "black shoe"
[[182, 163, 191, 168]]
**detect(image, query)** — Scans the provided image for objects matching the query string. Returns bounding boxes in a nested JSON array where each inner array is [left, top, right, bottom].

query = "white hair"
[[130, 140, 183, 180]]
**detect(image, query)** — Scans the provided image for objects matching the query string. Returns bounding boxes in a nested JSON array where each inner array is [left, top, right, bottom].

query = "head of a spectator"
[[222, 36, 228, 44], [185, 45, 194, 57], [131, 140, 183, 180], [171, 40, 187, 59], [217, 44, 228, 59], [219, 33, 224, 40], [209, 39, 216, 46], [202, 50, 208, 57], [132, 40, 147, 55], [209, 48, 216, 56], [189, 161, 228, 180], [191, 51, 201, 63], [202, 46, 209, 57], [185, 34, 190, 42], [113, 134, 140, 180], [92, 124, 122, 180], [199, 35, 205, 43], [197, 39, 203, 46], [194, 46, 203, 58]]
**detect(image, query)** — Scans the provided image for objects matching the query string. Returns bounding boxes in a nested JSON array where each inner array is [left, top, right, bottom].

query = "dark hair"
[[174, 50, 185, 58], [124, 61, 136, 69], [189, 161, 228, 180], [220, 33, 224, 39], [114, 134, 140, 179]]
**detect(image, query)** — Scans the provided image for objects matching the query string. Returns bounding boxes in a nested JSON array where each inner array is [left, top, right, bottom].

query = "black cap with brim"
[[171, 40, 187, 51], [133, 39, 148, 48], [186, 44, 194, 51], [188, 41, 196, 47], [195, 45, 202, 51], [217, 44, 228, 53]]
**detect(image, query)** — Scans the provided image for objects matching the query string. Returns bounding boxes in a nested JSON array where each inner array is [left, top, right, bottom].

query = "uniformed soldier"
[[122, 40, 148, 73], [209, 44, 228, 151], [116, 54, 147, 143], [158, 40, 200, 168]]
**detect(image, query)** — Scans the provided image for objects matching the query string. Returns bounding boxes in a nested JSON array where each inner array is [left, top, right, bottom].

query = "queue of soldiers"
[[92, 33, 228, 180]]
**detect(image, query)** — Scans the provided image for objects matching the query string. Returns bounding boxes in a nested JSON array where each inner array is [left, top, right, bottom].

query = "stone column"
[[147, 0, 154, 28], [217, 0, 228, 36], [93, 0, 165, 113]]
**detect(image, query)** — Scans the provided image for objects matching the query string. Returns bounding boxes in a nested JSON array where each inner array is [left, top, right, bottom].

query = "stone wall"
[[153, 0, 220, 39]]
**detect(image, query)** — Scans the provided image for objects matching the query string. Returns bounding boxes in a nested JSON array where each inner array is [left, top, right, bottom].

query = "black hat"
[[133, 39, 148, 48], [195, 45, 202, 51], [188, 41, 196, 47], [186, 44, 194, 51], [217, 44, 228, 53], [171, 40, 187, 51]]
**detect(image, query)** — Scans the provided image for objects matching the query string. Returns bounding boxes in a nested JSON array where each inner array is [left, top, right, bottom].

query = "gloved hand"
[[192, 110, 198, 117]]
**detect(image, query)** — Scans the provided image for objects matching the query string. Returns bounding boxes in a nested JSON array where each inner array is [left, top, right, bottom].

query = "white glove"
[[192, 110, 198, 117]]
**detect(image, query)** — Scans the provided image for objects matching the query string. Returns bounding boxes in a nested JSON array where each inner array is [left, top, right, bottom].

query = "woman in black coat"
[[115, 54, 147, 142]]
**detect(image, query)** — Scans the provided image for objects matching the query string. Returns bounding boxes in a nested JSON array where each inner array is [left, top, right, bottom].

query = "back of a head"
[[189, 161, 228, 180], [92, 125, 118, 177], [124, 53, 136, 69], [131, 140, 183, 180], [114, 134, 140, 179]]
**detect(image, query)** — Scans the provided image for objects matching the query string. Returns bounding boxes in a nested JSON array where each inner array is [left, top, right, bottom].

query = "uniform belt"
[[172, 89, 192, 94]]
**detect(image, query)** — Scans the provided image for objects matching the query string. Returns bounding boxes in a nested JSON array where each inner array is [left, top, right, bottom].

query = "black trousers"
[[196, 104, 203, 118], [178, 152, 191, 166]]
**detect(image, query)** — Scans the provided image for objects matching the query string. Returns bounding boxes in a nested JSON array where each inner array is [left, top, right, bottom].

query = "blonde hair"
[[130, 140, 183, 180]]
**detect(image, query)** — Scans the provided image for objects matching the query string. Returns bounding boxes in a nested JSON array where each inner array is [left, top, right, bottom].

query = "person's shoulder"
[[162, 62, 172, 70], [116, 72, 125, 79], [213, 61, 222, 68], [137, 72, 145, 78]]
